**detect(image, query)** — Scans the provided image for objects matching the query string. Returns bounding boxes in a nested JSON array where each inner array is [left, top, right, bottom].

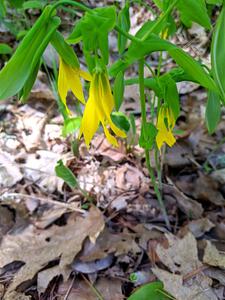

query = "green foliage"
[[159, 73, 180, 120], [51, 31, 79, 69], [0, 5, 60, 100], [62, 117, 81, 137], [206, 91, 221, 134], [111, 111, 130, 133], [211, 2, 225, 103], [139, 122, 158, 150], [113, 70, 125, 110], [55, 159, 78, 189], [128, 281, 171, 300], [177, 0, 211, 29], [117, 2, 130, 54], [0, 43, 13, 54]]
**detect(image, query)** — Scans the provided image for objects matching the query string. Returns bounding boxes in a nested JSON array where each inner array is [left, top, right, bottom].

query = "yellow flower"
[[58, 57, 91, 111], [156, 106, 176, 150], [79, 70, 126, 147]]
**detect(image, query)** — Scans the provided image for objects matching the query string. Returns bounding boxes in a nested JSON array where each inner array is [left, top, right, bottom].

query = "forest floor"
[[0, 2, 225, 300]]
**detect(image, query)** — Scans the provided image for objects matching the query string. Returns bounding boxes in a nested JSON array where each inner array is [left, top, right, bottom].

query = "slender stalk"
[[141, 0, 179, 41], [50, 0, 92, 14], [138, 58, 170, 229]]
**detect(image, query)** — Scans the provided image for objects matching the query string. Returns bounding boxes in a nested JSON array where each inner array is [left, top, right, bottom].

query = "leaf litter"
[[0, 4, 225, 300]]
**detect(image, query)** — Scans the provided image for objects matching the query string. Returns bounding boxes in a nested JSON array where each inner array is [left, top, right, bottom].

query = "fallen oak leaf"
[[203, 240, 225, 269], [0, 206, 104, 298]]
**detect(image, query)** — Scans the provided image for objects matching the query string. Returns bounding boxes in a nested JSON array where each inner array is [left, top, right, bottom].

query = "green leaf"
[[62, 117, 81, 137], [139, 122, 158, 150], [20, 59, 41, 102], [7, 0, 24, 8], [70, 6, 116, 65], [118, 2, 130, 54], [23, 1, 44, 10], [0, 5, 60, 100], [110, 35, 217, 92], [205, 91, 221, 134], [67, 20, 83, 44], [0, 43, 13, 54], [168, 47, 217, 91], [159, 73, 180, 120], [55, 160, 78, 189], [206, 0, 222, 4], [177, 0, 211, 29], [113, 71, 125, 110], [128, 281, 170, 300], [0, 0, 6, 18], [51, 31, 79, 69], [111, 111, 130, 132], [211, 3, 225, 103]]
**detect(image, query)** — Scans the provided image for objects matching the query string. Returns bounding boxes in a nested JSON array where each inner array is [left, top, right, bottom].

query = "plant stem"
[[50, 0, 92, 15], [138, 58, 170, 230], [141, 0, 179, 41]]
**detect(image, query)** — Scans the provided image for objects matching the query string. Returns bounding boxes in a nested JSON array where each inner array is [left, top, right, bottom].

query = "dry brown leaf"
[[186, 218, 215, 238], [153, 268, 217, 300], [203, 241, 225, 268], [156, 232, 201, 273], [152, 232, 218, 300], [0, 150, 23, 187], [0, 206, 104, 298]]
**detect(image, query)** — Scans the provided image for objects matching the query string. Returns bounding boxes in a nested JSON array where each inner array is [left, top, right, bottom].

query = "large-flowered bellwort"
[[156, 105, 176, 150], [79, 69, 126, 147], [58, 57, 92, 111]]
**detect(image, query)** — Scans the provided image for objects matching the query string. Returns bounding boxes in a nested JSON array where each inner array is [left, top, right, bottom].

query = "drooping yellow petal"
[[156, 106, 176, 150], [58, 58, 71, 113], [58, 57, 91, 105], [102, 123, 118, 146], [79, 69, 126, 147], [79, 80, 100, 147], [156, 129, 176, 149], [69, 68, 86, 104], [79, 69, 92, 81]]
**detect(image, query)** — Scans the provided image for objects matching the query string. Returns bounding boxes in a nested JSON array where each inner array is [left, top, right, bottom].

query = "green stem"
[[138, 58, 170, 229], [145, 149, 170, 229], [141, 0, 179, 41], [50, 0, 92, 14], [114, 24, 141, 43]]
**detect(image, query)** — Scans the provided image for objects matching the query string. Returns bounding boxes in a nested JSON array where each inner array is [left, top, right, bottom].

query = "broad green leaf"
[[23, 1, 44, 9], [73, 6, 116, 65], [159, 73, 180, 120], [0, 6, 60, 100], [110, 35, 217, 92], [51, 31, 79, 69], [128, 281, 170, 300], [111, 111, 130, 132], [0, 43, 13, 54], [20, 59, 41, 102], [55, 160, 78, 189], [206, 91, 221, 134], [113, 71, 125, 110], [67, 20, 83, 44], [206, 0, 222, 4], [62, 117, 81, 137], [118, 3, 130, 54], [168, 47, 217, 91], [152, 0, 163, 9], [109, 35, 172, 76], [0, 0, 6, 18], [211, 3, 225, 103], [177, 0, 211, 29], [139, 122, 158, 150], [8, 0, 24, 8]]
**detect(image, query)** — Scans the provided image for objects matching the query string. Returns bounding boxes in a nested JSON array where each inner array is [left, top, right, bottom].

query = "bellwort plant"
[[0, 0, 224, 228]]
